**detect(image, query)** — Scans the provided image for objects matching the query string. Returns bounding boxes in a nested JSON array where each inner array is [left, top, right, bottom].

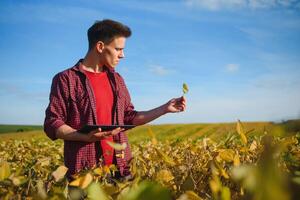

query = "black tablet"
[[78, 125, 136, 134]]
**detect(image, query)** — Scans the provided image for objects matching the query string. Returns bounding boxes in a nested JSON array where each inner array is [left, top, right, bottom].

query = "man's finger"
[[94, 131, 110, 138], [111, 127, 124, 135]]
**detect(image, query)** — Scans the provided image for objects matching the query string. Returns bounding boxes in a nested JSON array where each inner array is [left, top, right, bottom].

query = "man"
[[44, 19, 186, 179]]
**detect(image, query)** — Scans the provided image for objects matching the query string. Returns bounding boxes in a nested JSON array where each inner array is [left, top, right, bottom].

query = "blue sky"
[[0, 0, 300, 125]]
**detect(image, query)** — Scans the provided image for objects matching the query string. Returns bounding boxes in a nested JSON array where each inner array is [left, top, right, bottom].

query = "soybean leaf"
[[183, 83, 189, 95], [177, 191, 203, 200], [106, 141, 127, 150], [155, 148, 176, 166], [156, 169, 174, 183], [87, 182, 109, 200], [69, 173, 93, 189], [52, 165, 68, 182], [236, 120, 248, 145], [0, 161, 11, 180]]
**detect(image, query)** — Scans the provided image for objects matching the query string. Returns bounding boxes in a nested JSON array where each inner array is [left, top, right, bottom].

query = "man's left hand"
[[165, 96, 187, 113]]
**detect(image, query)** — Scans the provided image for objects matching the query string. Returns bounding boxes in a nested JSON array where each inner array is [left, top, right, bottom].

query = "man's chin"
[[107, 65, 117, 69]]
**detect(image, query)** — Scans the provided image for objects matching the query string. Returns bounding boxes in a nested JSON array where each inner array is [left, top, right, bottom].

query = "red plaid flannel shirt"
[[44, 60, 137, 176]]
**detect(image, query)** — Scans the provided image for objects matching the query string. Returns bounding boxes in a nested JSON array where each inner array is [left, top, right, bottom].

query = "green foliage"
[[280, 119, 300, 133], [0, 124, 42, 134]]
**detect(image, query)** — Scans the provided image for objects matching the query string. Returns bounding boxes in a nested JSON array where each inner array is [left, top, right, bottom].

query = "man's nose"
[[119, 50, 125, 58]]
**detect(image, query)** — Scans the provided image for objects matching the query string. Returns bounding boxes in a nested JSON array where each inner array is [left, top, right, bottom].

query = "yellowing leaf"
[[37, 179, 47, 199], [214, 161, 229, 179], [93, 167, 103, 176], [155, 148, 176, 166], [177, 190, 203, 200], [11, 176, 27, 186], [233, 154, 240, 167], [106, 141, 127, 150], [280, 136, 298, 152], [0, 161, 11, 181], [183, 83, 189, 94], [156, 169, 174, 183], [209, 179, 221, 194], [218, 149, 235, 162], [103, 165, 110, 174], [249, 140, 258, 151], [148, 127, 158, 145], [220, 168, 229, 179], [236, 120, 248, 145], [69, 173, 93, 189], [52, 165, 68, 182], [37, 157, 51, 167]]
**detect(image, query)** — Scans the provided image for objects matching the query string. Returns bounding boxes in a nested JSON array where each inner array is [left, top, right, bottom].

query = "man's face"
[[101, 36, 126, 68]]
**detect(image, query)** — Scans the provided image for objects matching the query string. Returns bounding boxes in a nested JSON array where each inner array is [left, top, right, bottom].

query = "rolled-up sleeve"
[[124, 101, 138, 125], [121, 79, 137, 125], [44, 73, 69, 140]]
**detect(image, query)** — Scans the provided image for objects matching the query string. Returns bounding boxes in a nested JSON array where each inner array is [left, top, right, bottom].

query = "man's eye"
[[116, 48, 122, 51]]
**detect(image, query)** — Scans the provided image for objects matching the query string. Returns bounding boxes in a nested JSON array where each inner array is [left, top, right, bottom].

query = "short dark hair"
[[87, 19, 131, 50]]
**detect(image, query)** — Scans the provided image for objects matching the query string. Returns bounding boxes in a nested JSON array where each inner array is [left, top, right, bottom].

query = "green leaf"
[[102, 183, 119, 196], [119, 181, 171, 200], [183, 83, 189, 95], [87, 182, 110, 200], [294, 171, 300, 176], [292, 177, 300, 185], [221, 187, 231, 200]]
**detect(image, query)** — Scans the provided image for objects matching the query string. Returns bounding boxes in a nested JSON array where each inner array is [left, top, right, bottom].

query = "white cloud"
[[149, 65, 174, 76], [185, 0, 246, 10], [226, 63, 240, 72], [184, 0, 300, 10]]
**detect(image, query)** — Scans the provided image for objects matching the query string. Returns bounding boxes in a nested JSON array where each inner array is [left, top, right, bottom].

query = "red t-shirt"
[[84, 70, 114, 166]]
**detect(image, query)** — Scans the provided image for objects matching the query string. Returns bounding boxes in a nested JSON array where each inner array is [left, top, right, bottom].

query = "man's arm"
[[55, 124, 123, 142], [132, 96, 186, 126]]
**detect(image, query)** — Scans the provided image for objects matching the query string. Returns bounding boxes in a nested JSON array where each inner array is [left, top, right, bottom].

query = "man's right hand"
[[55, 124, 124, 142], [84, 127, 124, 142]]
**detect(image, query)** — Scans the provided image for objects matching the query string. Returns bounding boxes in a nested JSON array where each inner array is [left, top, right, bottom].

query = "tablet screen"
[[78, 125, 135, 134]]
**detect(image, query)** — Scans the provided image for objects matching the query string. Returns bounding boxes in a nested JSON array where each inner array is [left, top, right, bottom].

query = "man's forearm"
[[55, 124, 87, 141], [132, 104, 167, 125]]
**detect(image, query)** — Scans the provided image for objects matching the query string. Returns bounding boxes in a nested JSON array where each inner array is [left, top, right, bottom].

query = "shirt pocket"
[[69, 89, 90, 121], [70, 85, 88, 103]]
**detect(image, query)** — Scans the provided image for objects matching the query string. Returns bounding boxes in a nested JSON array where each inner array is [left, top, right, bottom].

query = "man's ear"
[[96, 41, 105, 53]]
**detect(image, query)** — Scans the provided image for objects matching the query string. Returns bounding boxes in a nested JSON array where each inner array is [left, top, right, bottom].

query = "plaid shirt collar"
[[71, 59, 116, 74]]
